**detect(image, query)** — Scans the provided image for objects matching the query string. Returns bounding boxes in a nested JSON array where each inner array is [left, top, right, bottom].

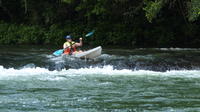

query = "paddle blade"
[[53, 49, 64, 56], [85, 30, 95, 37]]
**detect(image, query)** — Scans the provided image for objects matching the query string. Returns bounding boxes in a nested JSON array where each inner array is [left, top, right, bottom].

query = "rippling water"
[[0, 46, 200, 111]]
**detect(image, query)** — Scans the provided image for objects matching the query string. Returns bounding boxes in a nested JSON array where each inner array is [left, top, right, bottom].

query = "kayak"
[[53, 31, 95, 57], [72, 46, 102, 59]]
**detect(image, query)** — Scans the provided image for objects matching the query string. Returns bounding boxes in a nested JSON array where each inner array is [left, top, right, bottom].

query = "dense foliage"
[[0, 0, 200, 47]]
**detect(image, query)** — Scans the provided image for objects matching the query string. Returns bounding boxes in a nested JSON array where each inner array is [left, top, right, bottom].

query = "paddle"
[[53, 31, 95, 56]]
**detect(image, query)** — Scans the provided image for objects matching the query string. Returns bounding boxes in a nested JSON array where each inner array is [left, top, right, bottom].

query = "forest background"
[[0, 0, 200, 48]]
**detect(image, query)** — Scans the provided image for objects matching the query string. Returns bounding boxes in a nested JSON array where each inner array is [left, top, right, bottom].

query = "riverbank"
[[1, 22, 200, 48]]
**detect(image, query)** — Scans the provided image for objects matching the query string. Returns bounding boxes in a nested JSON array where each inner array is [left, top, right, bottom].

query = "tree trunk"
[[0, 0, 2, 7], [24, 0, 27, 14]]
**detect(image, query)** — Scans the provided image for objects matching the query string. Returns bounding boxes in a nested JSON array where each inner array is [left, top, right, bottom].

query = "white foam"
[[156, 48, 200, 51], [0, 65, 200, 80]]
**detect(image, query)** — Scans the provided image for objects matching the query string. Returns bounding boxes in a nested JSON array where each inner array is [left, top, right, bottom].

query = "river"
[[0, 46, 200, 112]]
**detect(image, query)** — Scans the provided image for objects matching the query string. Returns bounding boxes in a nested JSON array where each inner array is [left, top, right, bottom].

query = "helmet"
[[65, 35, 72, 39]]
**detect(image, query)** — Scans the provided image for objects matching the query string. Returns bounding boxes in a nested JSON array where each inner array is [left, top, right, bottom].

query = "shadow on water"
[[0, 45, 200, 72]]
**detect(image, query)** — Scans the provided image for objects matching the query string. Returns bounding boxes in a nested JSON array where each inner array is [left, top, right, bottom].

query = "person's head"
[[65, 35, 72, 42]]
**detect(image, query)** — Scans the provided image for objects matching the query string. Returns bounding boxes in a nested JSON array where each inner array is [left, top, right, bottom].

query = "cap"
[[65, 35, 72, 39]]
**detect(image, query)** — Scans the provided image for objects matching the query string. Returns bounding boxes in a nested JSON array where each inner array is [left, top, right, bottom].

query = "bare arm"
[[75, 38, 83, 47]]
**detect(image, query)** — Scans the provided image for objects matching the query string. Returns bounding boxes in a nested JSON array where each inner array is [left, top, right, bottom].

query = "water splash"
[[0, 65, 200, 81]]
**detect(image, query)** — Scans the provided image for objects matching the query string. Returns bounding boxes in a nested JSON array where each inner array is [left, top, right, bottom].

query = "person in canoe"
[[63, 35, 83, 55]]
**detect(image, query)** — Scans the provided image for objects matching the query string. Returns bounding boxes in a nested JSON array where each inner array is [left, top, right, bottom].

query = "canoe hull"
[[73, 46, 102, 59]]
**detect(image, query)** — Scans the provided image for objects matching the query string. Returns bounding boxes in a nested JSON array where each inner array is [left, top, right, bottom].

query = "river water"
[[0, 46, 200, 112]]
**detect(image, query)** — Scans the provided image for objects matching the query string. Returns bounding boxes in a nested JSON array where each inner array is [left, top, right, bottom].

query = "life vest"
[[63, 41, 76, 55]]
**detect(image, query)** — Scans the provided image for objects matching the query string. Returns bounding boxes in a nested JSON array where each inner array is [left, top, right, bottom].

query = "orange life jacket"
[[63, 41, 77, 55], [64, 47, 76, 55]]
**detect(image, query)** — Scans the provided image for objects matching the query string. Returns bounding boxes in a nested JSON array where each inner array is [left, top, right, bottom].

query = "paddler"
[[63, 35, 83, 55]]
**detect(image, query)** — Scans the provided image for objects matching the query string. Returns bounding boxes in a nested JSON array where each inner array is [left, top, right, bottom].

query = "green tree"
[[143, 0, 200, 22]]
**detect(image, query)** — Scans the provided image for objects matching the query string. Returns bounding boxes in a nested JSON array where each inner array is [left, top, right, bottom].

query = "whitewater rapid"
[[1, 65, 200, 80], [1, 46, 200, 112]]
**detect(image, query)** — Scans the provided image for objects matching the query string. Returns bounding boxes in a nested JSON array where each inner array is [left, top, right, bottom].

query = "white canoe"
[[73, 46, 102, 59]]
